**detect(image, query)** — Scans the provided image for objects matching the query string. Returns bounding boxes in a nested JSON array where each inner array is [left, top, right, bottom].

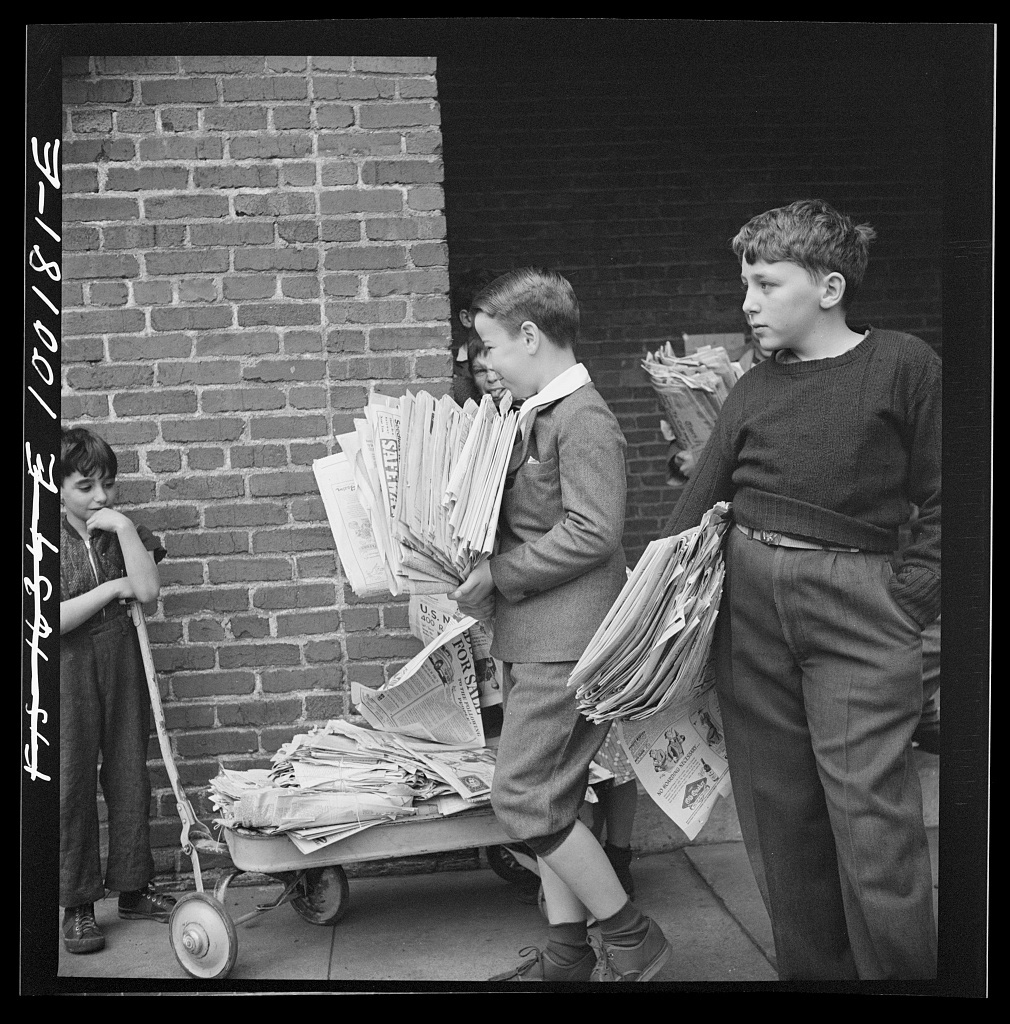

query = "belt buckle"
[[759, 530, 782, 546]]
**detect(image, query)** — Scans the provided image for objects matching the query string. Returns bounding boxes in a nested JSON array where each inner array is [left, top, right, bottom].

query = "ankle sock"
[[546, 920, 591, 964], [599, 899, 648, 947]]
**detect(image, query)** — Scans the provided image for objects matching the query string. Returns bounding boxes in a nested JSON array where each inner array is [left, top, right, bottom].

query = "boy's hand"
[[449, 560, 496, 620], [673, 449, 697, 479], [86, 507, 133, 535]]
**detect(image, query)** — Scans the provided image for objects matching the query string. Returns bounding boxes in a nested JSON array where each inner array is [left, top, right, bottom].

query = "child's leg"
[[722, 531, 936, 980], [601, 779, 637, 848], [490, 662, 668, 980], [538, 819, 627, 922], [715, 530, 857, 980], [493, 661, 623, 920], [920, 615, 941, 710], [95, 618, 156, 894], [60, 633, 106, 908], [798, 551, 936, 980]]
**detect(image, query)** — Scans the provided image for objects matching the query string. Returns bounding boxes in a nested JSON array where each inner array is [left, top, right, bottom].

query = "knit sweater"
[[665, 328, 941, 628]]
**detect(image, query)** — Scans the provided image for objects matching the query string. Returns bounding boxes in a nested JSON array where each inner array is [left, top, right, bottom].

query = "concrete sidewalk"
[[56, 829, 938, 986], [55, 749, 939, 988]]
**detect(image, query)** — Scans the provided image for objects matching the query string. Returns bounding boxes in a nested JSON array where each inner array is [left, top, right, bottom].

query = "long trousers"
[[920, 615, 941, 724], [713, 528, 937, 980], [60, 614, 155, 907]]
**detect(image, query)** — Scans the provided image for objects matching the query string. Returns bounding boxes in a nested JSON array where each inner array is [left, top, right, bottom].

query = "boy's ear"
[[459, 309, 473, 329], [819, 272, 847, 310], [520, 320, 541, 353]]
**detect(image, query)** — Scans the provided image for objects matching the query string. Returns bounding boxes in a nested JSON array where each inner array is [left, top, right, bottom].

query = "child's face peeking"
[[61, 469, 118, 531], [470, 354, 507, 404]]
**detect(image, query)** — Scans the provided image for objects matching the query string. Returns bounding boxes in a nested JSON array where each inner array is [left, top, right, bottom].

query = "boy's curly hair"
[[731, 199, 877, 306], [60, 426, 118, 486], [470, 267, 580, 351]]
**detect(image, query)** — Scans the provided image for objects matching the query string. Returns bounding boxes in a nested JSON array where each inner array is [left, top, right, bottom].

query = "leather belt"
[[735, 523, 860, 552]]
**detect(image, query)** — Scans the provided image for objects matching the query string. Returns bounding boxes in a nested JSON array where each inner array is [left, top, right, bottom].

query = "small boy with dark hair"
[[466, 331, 508, 407], [59, 426, 176, 953], [451, 267, 670, 983], [666, 199, 940, 980], [451, 267, 502, 406]]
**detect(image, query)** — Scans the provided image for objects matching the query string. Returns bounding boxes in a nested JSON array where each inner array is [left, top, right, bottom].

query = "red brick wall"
[[437, 49, 944, 564], [61, 55, 448, 873]]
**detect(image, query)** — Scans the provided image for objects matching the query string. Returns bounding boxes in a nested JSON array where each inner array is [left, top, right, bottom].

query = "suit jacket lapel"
[[507, 408, 537, 476]]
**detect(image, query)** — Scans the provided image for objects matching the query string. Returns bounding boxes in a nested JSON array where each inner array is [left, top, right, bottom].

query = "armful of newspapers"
[[313, 390, 518, 600]]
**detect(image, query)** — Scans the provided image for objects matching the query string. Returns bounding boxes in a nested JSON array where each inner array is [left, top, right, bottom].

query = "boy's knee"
[[525, 821, 577, 858]]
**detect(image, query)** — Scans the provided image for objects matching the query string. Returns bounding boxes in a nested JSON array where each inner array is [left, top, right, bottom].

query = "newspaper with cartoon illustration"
[[615, 669, 731, 841], [570, 503, 735, 841]]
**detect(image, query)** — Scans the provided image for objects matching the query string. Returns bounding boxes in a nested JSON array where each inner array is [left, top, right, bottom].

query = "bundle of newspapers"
[[568, 502, 734, 841], [569, 501, 732, 724], [312, 389, 519, 598], [208, 597, 501, 854], [642, 342, 741, 468], [208, 718, 499, 855]]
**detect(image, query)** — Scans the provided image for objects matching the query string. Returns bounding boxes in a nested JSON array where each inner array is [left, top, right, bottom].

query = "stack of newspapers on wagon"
[[208, 716, 499, 855], [569, 501, 735, 841], [313, 390, 519, 598], [208, 598, 502, 855]]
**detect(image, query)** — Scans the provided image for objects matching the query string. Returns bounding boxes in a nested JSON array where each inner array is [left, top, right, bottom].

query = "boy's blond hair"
[[731, 199, 877, 306]]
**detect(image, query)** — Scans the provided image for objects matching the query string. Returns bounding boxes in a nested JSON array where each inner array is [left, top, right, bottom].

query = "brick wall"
[[61, 55, 449, 874], [58, 40, 950, 878], [437, 46, 944, 564]]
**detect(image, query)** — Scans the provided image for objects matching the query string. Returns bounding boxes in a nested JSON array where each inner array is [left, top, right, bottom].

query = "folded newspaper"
[[642, 343, 741, 472], [313, 389, 519, 598], [568, 501, 733, 840], [614, 676, 732, 841]]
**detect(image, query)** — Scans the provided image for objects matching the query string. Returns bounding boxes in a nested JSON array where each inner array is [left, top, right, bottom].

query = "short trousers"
[[491, 660, 611, 850]]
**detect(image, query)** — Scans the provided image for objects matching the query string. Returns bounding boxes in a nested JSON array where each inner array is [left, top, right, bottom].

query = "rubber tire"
[[169, 892, 238, 981], [486, 844, 540, 892], [290, 865, 350, 926]]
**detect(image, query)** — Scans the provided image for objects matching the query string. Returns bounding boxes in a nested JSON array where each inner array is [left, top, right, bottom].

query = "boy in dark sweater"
[[666, 200, 940, 980]]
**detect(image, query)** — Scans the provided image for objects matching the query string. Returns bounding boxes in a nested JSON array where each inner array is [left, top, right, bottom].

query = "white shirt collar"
[[516, 362, 592, 438]]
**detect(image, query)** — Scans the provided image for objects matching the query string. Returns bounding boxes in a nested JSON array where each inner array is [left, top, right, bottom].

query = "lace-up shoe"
[[593, 917, 671, 982], [63, 903, 105, 954], [489, 943, 598, 982], [118, 881, 177, 922]]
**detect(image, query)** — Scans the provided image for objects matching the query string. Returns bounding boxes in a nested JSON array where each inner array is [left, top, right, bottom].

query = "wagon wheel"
[[290, 865, 350, 926], [169, 892, 238, 980], [486, 844, 540, 894]]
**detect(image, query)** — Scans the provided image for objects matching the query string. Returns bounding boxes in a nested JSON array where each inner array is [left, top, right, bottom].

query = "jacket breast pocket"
[[503, 457, 565, 533]]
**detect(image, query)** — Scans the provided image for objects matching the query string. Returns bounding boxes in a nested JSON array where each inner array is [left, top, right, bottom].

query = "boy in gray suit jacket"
[[451, 268, 670, 983]]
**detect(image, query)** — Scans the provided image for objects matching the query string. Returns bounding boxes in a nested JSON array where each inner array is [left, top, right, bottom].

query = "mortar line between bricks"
[[678, 846, 779, 975]]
